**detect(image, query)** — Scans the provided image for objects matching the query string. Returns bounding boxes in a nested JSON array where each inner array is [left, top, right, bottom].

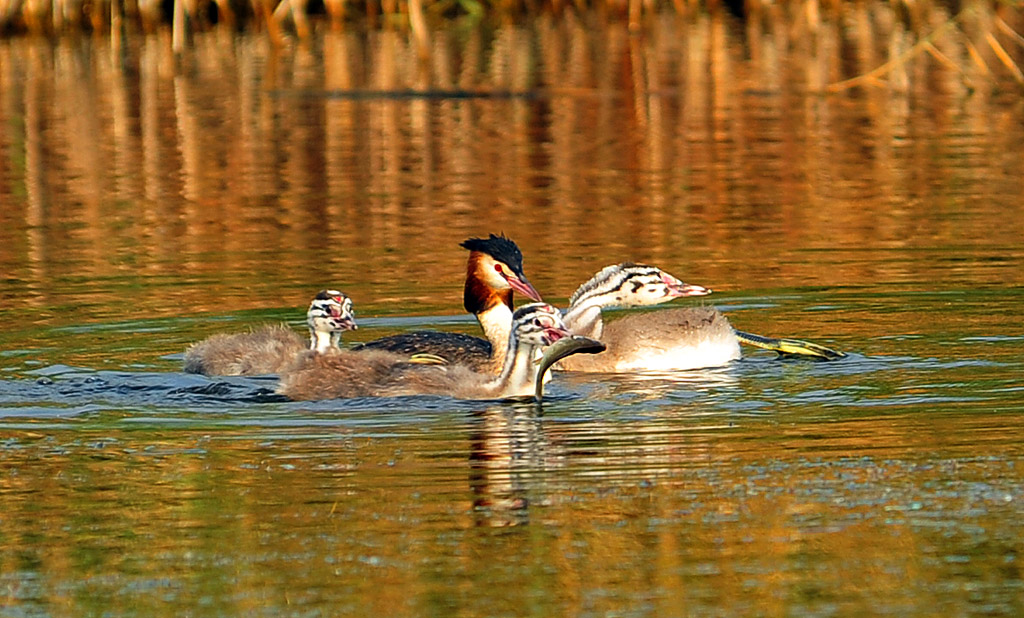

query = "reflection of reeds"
[[0, 5, 1022, 320]]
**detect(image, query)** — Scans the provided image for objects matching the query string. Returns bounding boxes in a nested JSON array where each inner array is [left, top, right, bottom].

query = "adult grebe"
[[354, 234, 543, 373]]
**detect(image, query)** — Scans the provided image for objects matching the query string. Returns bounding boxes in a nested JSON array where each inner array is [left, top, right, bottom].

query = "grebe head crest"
[[461, 233, 543, 302]]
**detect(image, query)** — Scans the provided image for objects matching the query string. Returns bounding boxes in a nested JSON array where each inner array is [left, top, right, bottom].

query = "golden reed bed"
[[0, 0, 1021, 82]]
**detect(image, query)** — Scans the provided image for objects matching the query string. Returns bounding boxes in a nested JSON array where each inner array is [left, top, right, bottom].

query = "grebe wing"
[[354, 331, 493, 370]]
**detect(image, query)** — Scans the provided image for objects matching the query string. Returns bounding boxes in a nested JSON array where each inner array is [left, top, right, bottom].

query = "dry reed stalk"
[[172, 0, 188, 50], [213, 0, 235, 25], [273, 0, 311, 38], [292, 0, 310, 38], [271, 1, 288, 24], [995, 16, 1024, 47], [965, 38, 992, 76], [827, 9, 964, 92], [325, 0, 345, 28], [408, 0, 429, 61], [137, 0, 162, 30], [985, 31, 1024, 83], [805, 0, 820, 33], [22, 0, 49, 32], [51, 0, 69, 30], [923, 40, 965, 72], [110, 0, 121, 38], [94, 0, 109, 30], [172, 0, 186, 51], [364, 0, 377, 27], [628, 0, 640, 29], [253, 0, 285, 47]]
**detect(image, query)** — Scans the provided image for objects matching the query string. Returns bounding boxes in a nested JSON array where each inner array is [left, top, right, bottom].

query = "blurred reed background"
[[1, 0, 1023, 329], [1, 0, 1023, 78]]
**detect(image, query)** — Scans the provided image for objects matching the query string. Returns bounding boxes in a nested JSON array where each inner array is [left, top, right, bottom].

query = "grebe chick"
[[354, 234, 543, 372], [183, 290, 356, 376], [279, 303, 578, 401], [557, 263, 735, 372], [559, 263, 842, 372]]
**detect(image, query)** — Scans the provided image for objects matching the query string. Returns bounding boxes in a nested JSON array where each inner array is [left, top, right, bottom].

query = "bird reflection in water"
[[468, 405, 549, 527]]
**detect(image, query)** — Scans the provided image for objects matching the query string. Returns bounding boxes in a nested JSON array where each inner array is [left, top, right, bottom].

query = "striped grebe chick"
[[183, 290, 356, 376], [559, 263, 842, 372]]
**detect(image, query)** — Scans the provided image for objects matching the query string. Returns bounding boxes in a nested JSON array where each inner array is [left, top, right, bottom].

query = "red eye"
[[494, 264, 504, 273]]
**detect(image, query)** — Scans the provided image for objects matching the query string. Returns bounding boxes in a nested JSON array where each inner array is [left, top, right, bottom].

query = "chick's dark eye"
[[532, 318, 542, 326]]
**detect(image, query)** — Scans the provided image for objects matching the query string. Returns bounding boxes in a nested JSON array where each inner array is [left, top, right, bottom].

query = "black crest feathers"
[[460, 234, 525, 275]]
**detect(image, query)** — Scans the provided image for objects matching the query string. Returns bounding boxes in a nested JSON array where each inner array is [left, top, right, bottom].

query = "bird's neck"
[[477, 302, 513, 365], [563, 302, 604, 340], [485, 334, 541, 399], [464, 253, 514, 365], [309, 330, 337, 354]]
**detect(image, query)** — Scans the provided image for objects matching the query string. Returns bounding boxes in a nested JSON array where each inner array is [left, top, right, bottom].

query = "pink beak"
[[542, 325, 571, 346], [334, 316, 358, 331], [507, 274, 544, 302], [664, 274, 712, 298]]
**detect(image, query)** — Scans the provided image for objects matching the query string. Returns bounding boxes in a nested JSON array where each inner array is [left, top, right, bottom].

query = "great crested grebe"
[[183, 290, 357, 376], [279, 303, 597, 401], [557, 263, 843, 372], [353, 234, 543, 372]]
